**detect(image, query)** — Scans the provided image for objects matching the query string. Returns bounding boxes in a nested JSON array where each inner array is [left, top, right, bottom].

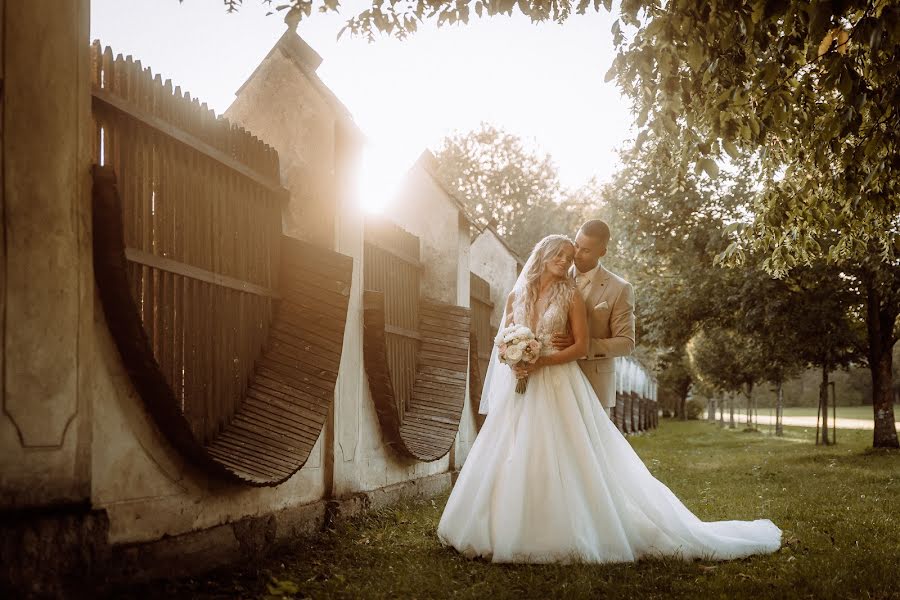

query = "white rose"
[[505, 344, 523, 362]]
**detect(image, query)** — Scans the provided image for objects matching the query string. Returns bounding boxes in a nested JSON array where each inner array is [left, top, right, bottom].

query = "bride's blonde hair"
[[512, 235, 575, 330]]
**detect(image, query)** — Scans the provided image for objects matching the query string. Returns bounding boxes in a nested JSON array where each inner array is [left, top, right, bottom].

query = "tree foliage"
[[432, 123, 585, 255], [244, 0, 899, 271]]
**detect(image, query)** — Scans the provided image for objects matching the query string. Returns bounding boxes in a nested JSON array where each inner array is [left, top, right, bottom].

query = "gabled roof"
[[413, 150, 477, 227], [234, 27, 364, 141], [474, 223, 525, 267], [412, 151, 524, 265]]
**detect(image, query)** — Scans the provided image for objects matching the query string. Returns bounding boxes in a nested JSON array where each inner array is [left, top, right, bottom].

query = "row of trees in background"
[[431, 120, 896, 448], [242, 0, 899, 448], [599, 138, 873, 446]]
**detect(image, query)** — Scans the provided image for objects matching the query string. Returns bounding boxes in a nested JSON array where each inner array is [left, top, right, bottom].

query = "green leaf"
[[723, 139, 739, 159], [604, 61, 617, 82], [838, 66, 853, 99], [748, 116, 760, 138], [751, 0, 765, 24], [687, 43, 704, 72], [700, 158, 720, 178]]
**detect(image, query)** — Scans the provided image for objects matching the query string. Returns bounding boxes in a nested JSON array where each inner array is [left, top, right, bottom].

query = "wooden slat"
[[125, 247, 279, 299], [384, 324, 422, 341], [365, 241, 422, 269], [92, 89, 287, 198]]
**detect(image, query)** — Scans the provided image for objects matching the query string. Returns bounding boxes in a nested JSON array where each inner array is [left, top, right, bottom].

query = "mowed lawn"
[[108, 422, 900, 600]]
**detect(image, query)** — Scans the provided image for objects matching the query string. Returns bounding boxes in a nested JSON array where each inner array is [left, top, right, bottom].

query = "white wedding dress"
[[437, 292, 782, 564]]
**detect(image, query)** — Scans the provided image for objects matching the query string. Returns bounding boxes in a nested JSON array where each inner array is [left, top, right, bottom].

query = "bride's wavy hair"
[[513, 234, 575, 330]]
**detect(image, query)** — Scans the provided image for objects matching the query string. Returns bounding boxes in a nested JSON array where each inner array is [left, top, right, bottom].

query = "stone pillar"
[[330, 121, 364, 499], [1, 0, 93, 510], [452, 215, 473, 470]]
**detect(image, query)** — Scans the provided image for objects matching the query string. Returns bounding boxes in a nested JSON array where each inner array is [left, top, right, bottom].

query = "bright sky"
[[91, 0, 634, 211]]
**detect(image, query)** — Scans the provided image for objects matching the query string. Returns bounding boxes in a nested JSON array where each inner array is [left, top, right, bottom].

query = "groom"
[[552, 220, 635, 416]]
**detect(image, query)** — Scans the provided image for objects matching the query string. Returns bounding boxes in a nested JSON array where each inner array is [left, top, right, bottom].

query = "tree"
[[688, 326, 768, 430], [725, 263, 858, 441], [656, 348, 693, 420], [432, 123, 578, 255]]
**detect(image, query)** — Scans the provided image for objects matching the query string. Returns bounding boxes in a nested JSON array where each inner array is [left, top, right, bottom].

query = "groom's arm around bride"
[[553, 220, 635, 414]]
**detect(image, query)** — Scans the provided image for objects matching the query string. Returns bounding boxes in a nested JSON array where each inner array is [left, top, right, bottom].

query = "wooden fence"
[[363, 217, 421, 422], [361, 218, 470, 461], [90, 41, 284, 445], [468, 273, 494, 427]]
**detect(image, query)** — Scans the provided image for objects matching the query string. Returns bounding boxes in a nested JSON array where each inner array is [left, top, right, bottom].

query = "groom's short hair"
[[580, 220, 610, 245]]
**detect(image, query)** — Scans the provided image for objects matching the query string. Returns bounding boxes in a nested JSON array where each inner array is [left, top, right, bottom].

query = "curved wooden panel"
[[205, 238, 352, 484], [363, 292, 470, 461], [93, 167, 352, 485]]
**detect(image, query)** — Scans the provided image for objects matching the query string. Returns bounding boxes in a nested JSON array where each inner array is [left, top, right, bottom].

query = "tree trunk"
[[775, 380, 784, 437], [866, 278, 900, 448], [819, 363, 831, 445], [719, 399, 725, 427], [679, 391, 688, 421], [745, 382, 754, 428], [728, 394, 735, 429]]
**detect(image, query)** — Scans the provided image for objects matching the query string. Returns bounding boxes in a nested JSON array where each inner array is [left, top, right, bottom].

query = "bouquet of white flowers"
[[495, 324, 542, 394]]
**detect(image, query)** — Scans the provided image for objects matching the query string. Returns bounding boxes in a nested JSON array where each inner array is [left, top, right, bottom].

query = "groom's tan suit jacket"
[[572, 263, 636, 408]]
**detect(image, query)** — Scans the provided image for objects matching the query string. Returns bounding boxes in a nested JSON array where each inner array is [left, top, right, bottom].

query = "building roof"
[[234, 27, 364, 141], [413, 150, 478, 228], [411, 150, 524, 265], [474, 223, 525, 267]]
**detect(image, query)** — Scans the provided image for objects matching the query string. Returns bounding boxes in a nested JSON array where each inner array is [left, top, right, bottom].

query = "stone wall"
[[0, 0, 93, 511], [470, 228, 522, 328], [1, 18, 496, 592]]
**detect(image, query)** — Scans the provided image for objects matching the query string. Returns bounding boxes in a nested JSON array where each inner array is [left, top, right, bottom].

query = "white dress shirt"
[[574, 263, 601, 298]]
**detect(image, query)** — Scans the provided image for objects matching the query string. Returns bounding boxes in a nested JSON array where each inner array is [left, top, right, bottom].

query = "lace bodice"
[[511, 290, 572, 356]]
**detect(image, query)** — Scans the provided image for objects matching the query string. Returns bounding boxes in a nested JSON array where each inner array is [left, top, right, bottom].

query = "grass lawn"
[[107, 422, 900, 600]]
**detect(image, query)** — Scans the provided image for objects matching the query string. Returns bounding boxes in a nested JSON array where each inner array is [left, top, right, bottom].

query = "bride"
[[438, 234, 782, 564]]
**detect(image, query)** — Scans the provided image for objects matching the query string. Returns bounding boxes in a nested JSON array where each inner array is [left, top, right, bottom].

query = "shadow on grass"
[[103, 421, 899, 600]]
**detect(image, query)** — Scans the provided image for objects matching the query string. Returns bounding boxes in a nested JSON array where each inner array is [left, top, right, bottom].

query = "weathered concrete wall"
[[470, 229, 522, 328], [388, 158, 466, 304], [226, 30, 454, 498], [0, 0, 93, 509], [226, 32, 340, 249], [453, 216, 475, 468]]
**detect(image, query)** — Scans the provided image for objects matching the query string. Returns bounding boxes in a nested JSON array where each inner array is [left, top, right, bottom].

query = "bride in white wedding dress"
[[438, 235, 782, 564]]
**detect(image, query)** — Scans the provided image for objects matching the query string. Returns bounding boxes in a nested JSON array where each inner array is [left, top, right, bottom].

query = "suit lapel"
[[587, 264, 611, 308]]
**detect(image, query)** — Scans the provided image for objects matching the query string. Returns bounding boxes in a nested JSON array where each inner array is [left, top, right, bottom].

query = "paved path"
[[717, 414, 895, 430]]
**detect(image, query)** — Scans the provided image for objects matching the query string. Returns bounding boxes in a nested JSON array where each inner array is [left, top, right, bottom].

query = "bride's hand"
[[513, 358, 544, 379]]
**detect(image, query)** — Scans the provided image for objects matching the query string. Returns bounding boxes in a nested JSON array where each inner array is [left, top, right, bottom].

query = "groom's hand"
[[551, 332, 574, 350]]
